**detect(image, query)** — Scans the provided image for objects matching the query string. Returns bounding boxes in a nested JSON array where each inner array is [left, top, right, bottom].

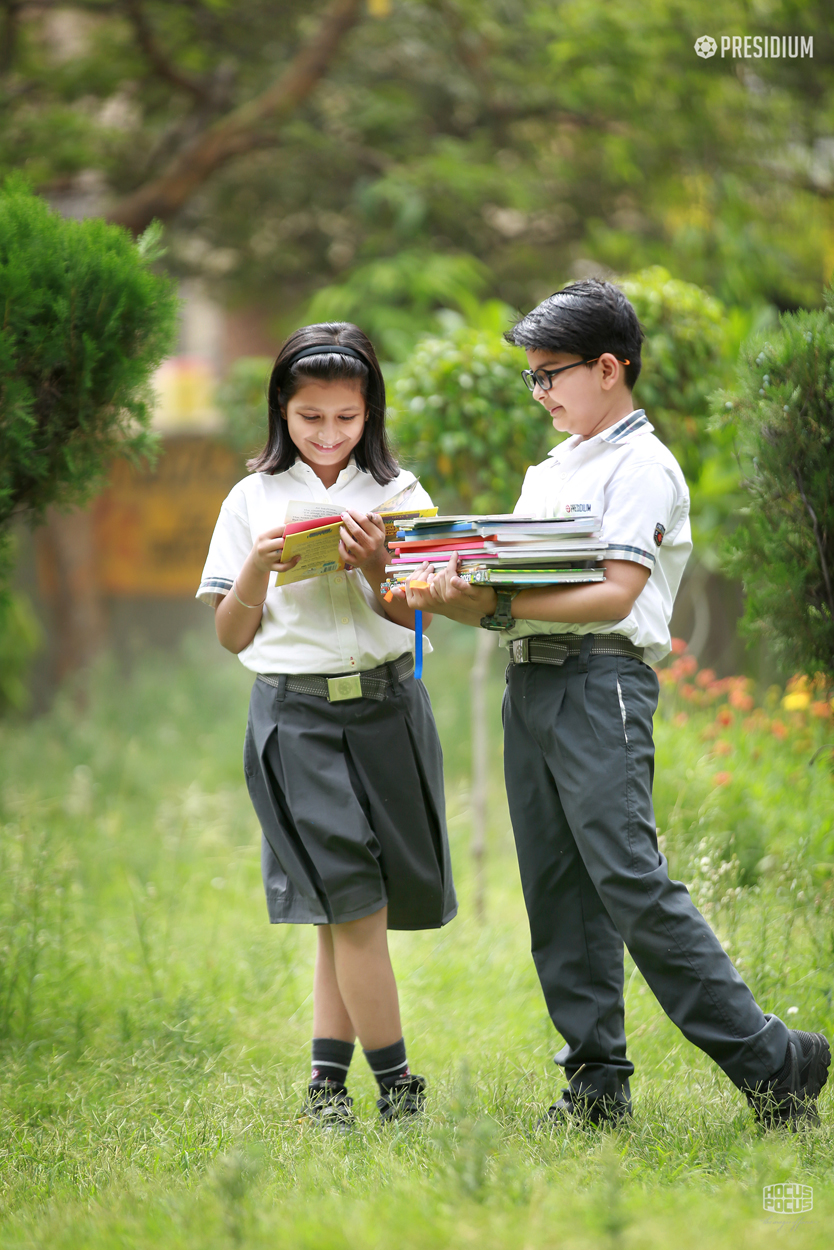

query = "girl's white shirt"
[[197, 458, 433, 676]]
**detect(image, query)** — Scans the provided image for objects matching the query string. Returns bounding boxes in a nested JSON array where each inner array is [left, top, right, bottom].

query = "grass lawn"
[[1, 619, 833, 1248]]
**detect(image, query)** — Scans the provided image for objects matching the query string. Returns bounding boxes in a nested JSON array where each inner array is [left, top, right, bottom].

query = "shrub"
[[0, 178, 179, 554], [716, 289, 834, 676]]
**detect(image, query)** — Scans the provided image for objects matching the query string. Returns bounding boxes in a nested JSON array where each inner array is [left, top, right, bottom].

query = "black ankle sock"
[[363, 1038, 410, 1092], [311, 1037, 354, 1087]]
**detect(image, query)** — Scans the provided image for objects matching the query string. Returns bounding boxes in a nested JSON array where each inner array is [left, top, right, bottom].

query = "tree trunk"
[[40, 506, 108, 683], [469, 628, 494, 923]]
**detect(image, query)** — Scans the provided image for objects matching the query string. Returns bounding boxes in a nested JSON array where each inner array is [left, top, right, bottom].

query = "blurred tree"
[[0, 179, 179, 675], [307, 250, 491, 361], [389, 303, 542, 512], [718, 290, 834, 677], [215, 355, 272, 462], [2, 1, 832, 316]]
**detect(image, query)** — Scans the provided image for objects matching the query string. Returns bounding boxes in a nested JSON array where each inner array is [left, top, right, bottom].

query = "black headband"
[[287, 344, 369, 369]]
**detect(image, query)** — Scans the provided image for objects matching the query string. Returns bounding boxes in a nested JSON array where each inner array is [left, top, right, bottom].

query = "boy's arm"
[[401, 555, 649, 629]]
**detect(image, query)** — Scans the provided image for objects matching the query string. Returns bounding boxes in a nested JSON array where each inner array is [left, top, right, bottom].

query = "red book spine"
[[283, 514, 344, 537]]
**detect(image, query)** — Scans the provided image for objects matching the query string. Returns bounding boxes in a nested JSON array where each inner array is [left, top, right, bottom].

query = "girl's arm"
[[215, 526, 298, 654], [339, 510, 432, 632]]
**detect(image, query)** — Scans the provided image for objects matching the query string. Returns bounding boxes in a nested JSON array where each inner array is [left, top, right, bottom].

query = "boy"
[[403, 280, 830, 1128]]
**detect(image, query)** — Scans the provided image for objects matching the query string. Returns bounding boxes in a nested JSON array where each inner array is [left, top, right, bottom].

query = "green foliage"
[[306, 250, 491, 361], [619, 267, 731, 484], [4, 2, 833, 320], [389, 305, 545, 513], [215, 355, 272, 461], [0, 180, 179, 538], [0, 591, 41, 715], [718, 292, 834, 676]]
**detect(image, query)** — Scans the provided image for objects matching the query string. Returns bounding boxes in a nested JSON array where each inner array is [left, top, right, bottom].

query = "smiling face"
[[283, 378, 368, 485], [525, 348, 634, 440]]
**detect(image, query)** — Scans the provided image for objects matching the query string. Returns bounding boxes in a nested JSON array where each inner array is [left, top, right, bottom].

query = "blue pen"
[[414, 609, 423, 679]]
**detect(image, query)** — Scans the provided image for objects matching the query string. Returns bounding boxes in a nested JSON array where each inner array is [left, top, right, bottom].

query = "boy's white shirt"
[[506, 409, 692, 664], [197, 458, 434, 675]]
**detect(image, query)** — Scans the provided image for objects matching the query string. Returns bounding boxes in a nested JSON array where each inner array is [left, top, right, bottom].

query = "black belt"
[[258, 652, 414, 702], [509, 633, 644, 666]]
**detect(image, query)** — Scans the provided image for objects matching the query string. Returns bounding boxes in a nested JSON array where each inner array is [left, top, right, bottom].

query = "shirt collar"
[[600, 409, 652, 444], [287, 453, 362, 486], [546, 409, 652, 459]]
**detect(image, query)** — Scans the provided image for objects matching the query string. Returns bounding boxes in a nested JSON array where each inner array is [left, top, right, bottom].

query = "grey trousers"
[[502, 640, 789, 1103]]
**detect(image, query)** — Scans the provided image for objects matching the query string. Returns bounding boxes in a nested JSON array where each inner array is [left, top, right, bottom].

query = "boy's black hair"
[[504, 279, 644, 391], [249, 321, 398, 485]]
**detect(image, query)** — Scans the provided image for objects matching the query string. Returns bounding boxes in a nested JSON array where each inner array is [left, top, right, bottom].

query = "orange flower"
[[771, 719, 788, 740], [716, 707, 734, 726], [696, 668, 717, 689], [670, 637, 688, 655], [713, 739, 733, 756], [713, 771, 733, 786], [729, 688, 755, 712], [678, 655, 698, 677], [672, 711, 689, 727], [810, 700, 832, 719]]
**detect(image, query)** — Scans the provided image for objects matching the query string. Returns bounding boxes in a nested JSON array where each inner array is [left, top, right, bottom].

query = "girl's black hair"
[[248, 322, 398, 486], [505, 279, 644, 390]]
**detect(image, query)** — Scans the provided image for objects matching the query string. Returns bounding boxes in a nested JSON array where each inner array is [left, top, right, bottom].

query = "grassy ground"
[[1, 620, 833, 1248]]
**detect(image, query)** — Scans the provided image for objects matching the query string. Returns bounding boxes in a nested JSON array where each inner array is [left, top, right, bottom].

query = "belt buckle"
[[512, 637, 530, 664], [326, 673, 363, 702]]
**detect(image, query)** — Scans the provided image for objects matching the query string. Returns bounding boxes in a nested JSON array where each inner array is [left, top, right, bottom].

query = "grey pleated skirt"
[[243, 665, 458, 930]]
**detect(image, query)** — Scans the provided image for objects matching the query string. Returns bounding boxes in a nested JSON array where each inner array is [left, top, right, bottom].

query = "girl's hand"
[[251, 525, 299, 575], [339, 510, 387, 572]]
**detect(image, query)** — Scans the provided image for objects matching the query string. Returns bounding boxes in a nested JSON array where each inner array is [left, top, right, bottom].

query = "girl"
[[197, 322, 457, 1127]]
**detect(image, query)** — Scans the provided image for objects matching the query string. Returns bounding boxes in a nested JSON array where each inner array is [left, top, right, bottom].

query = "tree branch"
[[106, 0, 364, 234], [123, 0, 211, 103]]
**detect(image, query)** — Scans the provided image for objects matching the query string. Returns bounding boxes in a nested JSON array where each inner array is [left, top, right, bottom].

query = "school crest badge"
[[654, 522, 666, 547]]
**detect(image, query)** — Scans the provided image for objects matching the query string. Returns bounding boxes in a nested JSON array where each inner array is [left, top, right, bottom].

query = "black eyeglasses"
[[521, 356, 630, 393]]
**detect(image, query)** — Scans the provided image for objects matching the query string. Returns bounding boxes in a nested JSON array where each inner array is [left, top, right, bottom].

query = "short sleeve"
[[601, 460, 686, 572], [196, 499, 253, 607]]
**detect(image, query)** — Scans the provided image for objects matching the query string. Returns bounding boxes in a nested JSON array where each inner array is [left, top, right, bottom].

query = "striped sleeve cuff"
[[604, 544, 656, 570], [196, 576, 233, 606]]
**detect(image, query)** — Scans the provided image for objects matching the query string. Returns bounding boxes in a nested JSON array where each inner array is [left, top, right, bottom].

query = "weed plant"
[[0, 621, 832, 1248]]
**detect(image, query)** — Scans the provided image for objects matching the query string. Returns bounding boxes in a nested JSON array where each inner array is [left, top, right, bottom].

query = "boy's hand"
[[339, 510, 387, 572], [251, 525, 299, 575], [397, 554, 499, 626]]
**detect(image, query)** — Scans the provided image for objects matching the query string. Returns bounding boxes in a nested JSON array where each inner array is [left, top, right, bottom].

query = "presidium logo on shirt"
[[564, 502, 593, 514], [654, 523, 666, 547]]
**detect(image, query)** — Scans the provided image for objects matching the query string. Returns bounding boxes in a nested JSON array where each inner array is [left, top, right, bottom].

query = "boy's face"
[[525, 349, 633, 440]]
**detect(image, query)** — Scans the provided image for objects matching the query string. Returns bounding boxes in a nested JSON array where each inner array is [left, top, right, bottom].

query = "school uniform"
[[197, 458, 457, 931], [501, 410, 789, 1106]]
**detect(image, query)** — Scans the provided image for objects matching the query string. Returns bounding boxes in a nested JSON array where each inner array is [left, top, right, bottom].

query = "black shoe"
[[745, 1030, 830, 1130], [538, 1089, 633, 1129], [377, 1074, 426, 1122], [303, 1079, 355, 1130]]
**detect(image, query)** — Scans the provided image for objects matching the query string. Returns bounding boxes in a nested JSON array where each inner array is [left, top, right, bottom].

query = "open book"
[[274, 480, 438, 587]]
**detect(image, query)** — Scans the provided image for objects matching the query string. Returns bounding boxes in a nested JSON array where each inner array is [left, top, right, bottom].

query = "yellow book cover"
[[274, 519, 344, 587]]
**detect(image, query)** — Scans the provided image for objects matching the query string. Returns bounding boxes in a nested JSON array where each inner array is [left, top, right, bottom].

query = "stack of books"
[[382, 513, 608, 592]]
